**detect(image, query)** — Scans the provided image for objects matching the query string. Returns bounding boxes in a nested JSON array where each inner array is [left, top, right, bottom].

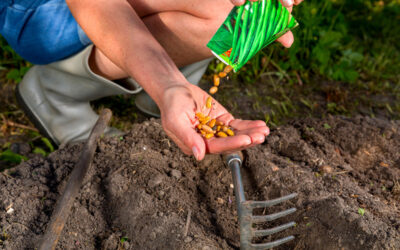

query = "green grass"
[[277, 0, 400, 83], [0, 38, 31, 81], [0, 228, 10, 245], [0, 0, 399, 167], [230, 0, 400, 84]]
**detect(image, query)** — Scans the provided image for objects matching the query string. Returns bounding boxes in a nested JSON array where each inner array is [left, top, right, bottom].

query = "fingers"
[[185, 128, 206, 161], [276, 31, 294, 48], [277, 0, 299, 48], [165, 117, 270, 160], [204, 119, 269, 154], [234, 125, 270, 144], [214, 113, 235, 126], [205, 124, 269, 154], [280, 0, 303, 7], [230, 119, 269, 145], [228, 119, 267, 130], [205, 134, 252, 154], [280, 0, 294, 8], [294, 0, 303, 5], [162, 115, 206, 161]]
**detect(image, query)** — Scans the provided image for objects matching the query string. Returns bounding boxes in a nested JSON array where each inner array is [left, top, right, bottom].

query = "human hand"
[[229, 0, 304, 48], [159, 83, 269, 161]]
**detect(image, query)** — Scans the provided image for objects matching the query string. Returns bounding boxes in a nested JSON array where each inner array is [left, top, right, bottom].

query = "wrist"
[[147, 75, 191, 108], [125, 58, 190, 106], [157, 81, 194, 113]]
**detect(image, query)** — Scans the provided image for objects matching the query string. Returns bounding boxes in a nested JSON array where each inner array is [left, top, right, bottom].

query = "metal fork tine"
[[252, 208, 297, 223], [250, 193, 298, 209], [251, 235, 295, 249], [253, 221, 296, 237]]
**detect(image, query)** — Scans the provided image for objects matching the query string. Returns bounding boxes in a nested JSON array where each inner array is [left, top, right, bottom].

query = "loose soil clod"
[[0, 116, 400, 249]]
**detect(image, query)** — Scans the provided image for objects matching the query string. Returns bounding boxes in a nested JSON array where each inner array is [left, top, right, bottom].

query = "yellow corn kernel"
[[201, 124, 214, 133], [223, 65, 233, 74], [216, 121, 224, 126], [208, 119, 216, 128], [218, 72, 227, 78], [206, 96, 212, 109], [200, 130, 206, 136], [213, 74, 220, 87], [196, 112, 205, 120], [226, 129, 235, 136], [217, 125, 221, 131], [217, 131, 228, 138], [205, 133, 214, 139], [197, 124, 202, 130], [222, 126, 228, 132], [201, 116, 211, 125], [209, 86, 218, 95]]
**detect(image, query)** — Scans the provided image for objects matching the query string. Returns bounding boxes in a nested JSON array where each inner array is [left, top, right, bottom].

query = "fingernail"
[[192, 146, 200, 161], [282, 0, 294, 6]]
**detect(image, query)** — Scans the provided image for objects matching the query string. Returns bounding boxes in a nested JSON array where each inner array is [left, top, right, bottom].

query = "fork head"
[[238, 194, 297, 249], [224, 152, 297, 250]]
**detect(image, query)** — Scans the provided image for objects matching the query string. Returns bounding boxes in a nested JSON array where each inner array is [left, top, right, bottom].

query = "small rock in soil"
[[170, 162, 179, 169], [319, 165, 333, 174], [10, 142, 31, 155], [170, 169, 182, 179], [184, 236, 193, 243], [158, 190, 165, 198], [148, 174, 164, 188]]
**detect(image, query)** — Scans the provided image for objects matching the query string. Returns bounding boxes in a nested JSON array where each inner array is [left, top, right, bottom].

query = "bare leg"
[[89, 0, 233, 80]]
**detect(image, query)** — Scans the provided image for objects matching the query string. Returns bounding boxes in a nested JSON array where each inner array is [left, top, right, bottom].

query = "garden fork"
[[224, 152, 297, 249]]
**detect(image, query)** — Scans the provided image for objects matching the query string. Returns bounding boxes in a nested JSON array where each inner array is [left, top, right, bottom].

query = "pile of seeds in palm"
[[195, 65, 235, 139]]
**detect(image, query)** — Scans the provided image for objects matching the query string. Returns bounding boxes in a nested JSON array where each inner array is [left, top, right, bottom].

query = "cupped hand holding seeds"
[[230, 0, 304, 48], [159, 83, 269, 161]]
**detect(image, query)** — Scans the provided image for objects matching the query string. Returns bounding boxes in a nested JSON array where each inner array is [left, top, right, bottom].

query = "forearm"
[[66, 0, 188, 105]]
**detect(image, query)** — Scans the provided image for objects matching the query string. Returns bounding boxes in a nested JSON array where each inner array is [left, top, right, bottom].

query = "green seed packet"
[[207, 0, 298, 71]]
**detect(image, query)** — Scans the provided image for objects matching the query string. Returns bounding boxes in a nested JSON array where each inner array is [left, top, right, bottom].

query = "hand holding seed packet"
[[209, 0, 300, 71]]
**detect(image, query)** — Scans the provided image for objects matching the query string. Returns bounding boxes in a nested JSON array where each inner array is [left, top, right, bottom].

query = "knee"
[[203, 2, 233, 25], [198, 1, 233, 39], [198, 1, 234, 38]]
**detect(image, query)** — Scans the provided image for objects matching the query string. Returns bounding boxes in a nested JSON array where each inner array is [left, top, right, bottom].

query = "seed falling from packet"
[[207, 0, 299, 71]]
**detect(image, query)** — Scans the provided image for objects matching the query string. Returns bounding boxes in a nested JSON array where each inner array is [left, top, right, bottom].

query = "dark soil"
[[1, 116, 400, 250]]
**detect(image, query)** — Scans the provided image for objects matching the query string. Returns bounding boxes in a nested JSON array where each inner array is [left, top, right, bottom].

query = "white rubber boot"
[[134, 57, 213, 117], [16, 45, 142, 145]]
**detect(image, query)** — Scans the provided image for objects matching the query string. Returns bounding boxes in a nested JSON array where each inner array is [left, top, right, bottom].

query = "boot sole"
[[15, 83, 59, 146]]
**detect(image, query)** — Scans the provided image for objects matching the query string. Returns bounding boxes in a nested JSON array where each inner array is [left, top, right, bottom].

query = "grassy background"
[[0, 0, 399, 167]]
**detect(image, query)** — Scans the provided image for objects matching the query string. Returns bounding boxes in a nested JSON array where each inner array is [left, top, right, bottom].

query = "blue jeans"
[[0, 0, 91, 64]]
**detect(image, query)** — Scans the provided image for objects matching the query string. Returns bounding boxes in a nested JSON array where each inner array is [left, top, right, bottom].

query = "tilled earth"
[[1, 116, 400, 249]]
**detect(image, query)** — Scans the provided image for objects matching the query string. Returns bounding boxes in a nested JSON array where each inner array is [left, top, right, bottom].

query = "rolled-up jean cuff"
[[77, 23, 92, 46]]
